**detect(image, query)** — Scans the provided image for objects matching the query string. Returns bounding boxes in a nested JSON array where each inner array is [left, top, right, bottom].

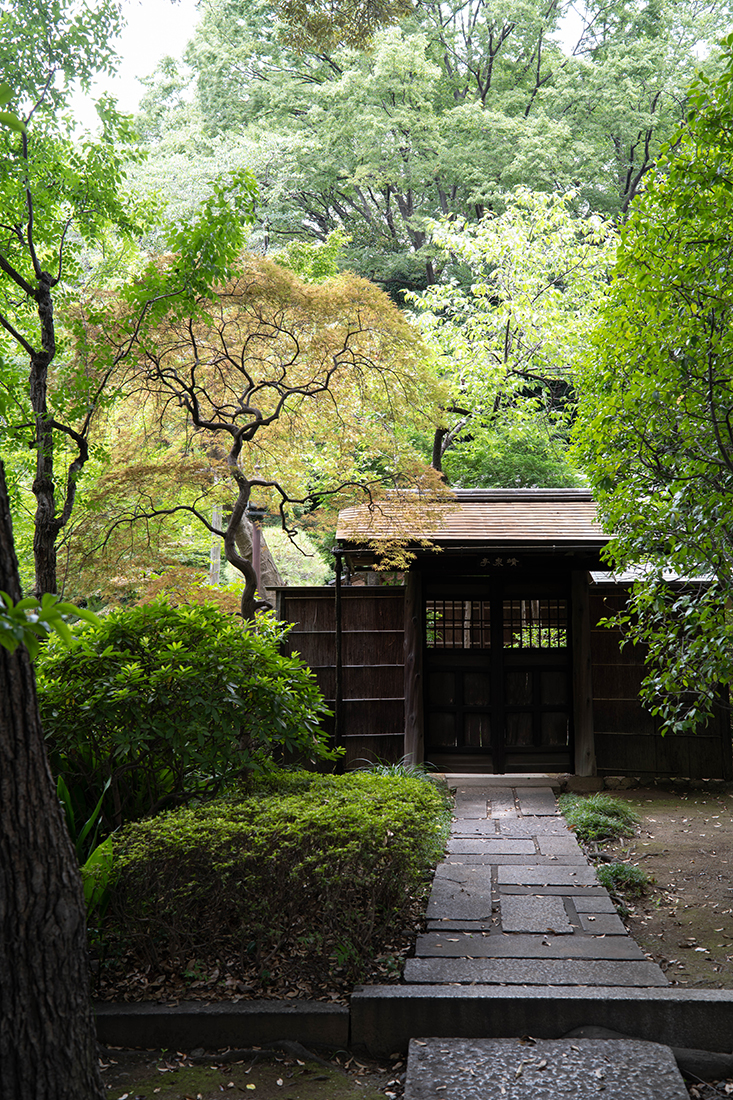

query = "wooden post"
[[334, 552, 344, 754], [572, 569, 596, 776], [404, 569, 424, 764]]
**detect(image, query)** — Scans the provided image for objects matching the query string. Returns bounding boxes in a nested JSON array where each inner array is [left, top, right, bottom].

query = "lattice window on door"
[[503, 598, 568, 649], [425, 599, 491, 649]]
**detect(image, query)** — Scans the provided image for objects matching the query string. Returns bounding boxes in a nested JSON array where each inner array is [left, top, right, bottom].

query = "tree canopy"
[[60, 253, 443, 612], [412, 189, 614, 484], [132, 0, 731, 289], [573, 36, 733, 734]]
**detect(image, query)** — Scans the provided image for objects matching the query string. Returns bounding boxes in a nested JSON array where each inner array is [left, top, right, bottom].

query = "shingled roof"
[[335, 488, 607, 550]]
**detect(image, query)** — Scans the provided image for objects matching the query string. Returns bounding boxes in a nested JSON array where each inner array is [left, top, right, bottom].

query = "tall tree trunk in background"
[[0, 461, 104, 1100]]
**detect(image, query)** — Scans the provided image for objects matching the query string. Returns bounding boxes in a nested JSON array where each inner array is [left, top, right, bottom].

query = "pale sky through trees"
[[72, 0, 586, 131], [71, 0, 200, 130]]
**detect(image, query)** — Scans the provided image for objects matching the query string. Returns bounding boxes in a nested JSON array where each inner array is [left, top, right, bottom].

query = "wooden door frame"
[[418, 574, 582, 774]]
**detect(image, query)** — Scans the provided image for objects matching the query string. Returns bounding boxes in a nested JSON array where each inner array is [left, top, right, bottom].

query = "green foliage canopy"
[[412, 190, 614, 483], [573, 38, 733, 734], [133, 0, 731, 289], [37, 599, 335, 829]]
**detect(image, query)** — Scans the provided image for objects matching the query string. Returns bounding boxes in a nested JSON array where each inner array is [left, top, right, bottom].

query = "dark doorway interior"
[[424, 580, 573, 773]]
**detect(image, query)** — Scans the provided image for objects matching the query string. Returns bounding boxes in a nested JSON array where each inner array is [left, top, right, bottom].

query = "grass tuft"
[[596, 861, 653, 899], [558, 792, 639, 844]]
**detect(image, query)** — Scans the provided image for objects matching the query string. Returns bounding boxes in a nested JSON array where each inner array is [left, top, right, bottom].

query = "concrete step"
[[403, 1037, 688, 1099], [443, 774, 562, 789], [416, 931, 646, 960], [350, 985, 733, 1058], [515, 786, 559, 816]]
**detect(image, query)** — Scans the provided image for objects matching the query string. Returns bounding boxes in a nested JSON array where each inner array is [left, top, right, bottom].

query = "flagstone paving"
[[410, 783, 668, 989]]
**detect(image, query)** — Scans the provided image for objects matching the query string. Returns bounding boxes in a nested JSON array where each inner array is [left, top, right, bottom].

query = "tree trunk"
[[233, 515, 284, 602], [0, 461, 104, 1100]]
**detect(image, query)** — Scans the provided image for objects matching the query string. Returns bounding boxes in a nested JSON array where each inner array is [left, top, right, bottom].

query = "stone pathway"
[[399, 782, 689, 1097], [405, 782, 668, 989]]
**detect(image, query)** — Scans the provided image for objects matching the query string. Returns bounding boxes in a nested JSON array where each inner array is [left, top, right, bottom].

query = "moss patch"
[[100, 1050, 400, 1100]]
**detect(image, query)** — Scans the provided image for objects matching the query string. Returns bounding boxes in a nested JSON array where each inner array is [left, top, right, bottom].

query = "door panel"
[[424, 581, 573, 773]]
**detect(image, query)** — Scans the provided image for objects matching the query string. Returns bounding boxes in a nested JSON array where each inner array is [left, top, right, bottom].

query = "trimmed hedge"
[[107, 770, 451, 983]]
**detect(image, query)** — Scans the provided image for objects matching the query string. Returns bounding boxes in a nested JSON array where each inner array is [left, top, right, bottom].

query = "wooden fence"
[[276, 586, 406, 767]]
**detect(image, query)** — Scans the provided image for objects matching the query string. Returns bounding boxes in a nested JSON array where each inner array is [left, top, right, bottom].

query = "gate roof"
[[336, 489, 607, 554]]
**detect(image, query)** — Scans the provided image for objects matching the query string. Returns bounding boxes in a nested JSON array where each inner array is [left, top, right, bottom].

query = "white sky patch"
[[71, 0, 200, 132]]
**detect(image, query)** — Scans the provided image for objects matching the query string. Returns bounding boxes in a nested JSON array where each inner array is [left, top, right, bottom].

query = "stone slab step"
[[578, 912, 627, 935], [427, 918, 496, 931], [538, 836, 582, 855], [404, 1037, 688, 1099], [426, 882, 493, 922], [495, 821, 571, 835], [415, 932, 646, 960], [498, 865, 599, 886], [488, 788, 519, 817], [442, 852, 588, 866], [447, 838, 535, 855], [453, 804, 489, 820], [443, 774, 561, 789], [515, 786, 559, 816], [572, 896, 617, 913], [499, 885, 608, 896], [500, 894, 574, 933], [351, 984, 733, 1058], [403, 958, 668, 986]]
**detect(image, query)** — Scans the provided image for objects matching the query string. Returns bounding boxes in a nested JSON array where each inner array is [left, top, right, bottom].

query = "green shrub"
[[354, 756, 452, 804], [596, 861, 652, 899], [558, 793, 639, 844], [107, 770, 451, 984], [37, 599, 335, 829]]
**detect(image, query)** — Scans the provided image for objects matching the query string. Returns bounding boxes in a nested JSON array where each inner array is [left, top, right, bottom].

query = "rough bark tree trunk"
[[233, 515, 284, 604], [0, 461, 104, 1100]]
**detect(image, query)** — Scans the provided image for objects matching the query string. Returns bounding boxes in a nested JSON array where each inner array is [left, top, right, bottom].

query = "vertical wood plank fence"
[[276, 586, 406, 767]]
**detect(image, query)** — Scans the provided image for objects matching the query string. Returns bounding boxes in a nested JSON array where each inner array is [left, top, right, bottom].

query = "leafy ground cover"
[[94, 769, 451, 1006], [558, 792, 640, 845], [559, 792, 653, 912]]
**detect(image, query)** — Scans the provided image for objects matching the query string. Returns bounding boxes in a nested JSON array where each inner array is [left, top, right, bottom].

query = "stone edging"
[[558, 774, 733, 793], [94, 998, 349, 1051]]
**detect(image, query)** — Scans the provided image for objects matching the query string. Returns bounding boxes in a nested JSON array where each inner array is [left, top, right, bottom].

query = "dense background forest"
[[0, 0, 731, 610]]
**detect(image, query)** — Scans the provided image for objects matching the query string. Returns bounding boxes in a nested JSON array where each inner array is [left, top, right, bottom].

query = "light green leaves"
[[573, 43, 733, 734], [412, 188, 615, 484], [0, 81, 24, 133], [0, 592, 99, 659]]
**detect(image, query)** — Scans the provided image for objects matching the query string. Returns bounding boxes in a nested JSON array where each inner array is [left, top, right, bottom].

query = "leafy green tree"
[[573, 38, 733, 734], [0, 65, 105, 1098], [134, 0, 729, 289], [412, 189, 614, 482], [0, 0, 140, 596], [0, 0, 259, 598]]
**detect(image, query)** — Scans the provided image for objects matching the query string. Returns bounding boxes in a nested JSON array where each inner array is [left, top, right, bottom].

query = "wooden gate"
[[423, 580, 573, 773]]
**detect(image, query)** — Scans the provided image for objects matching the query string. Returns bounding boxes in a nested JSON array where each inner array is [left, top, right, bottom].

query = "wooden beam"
[[404, 570, 424, 764], [572, 569, 596, 776]]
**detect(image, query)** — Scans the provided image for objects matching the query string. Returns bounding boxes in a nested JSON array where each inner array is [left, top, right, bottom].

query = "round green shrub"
[[37, 599, 335, 829]]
